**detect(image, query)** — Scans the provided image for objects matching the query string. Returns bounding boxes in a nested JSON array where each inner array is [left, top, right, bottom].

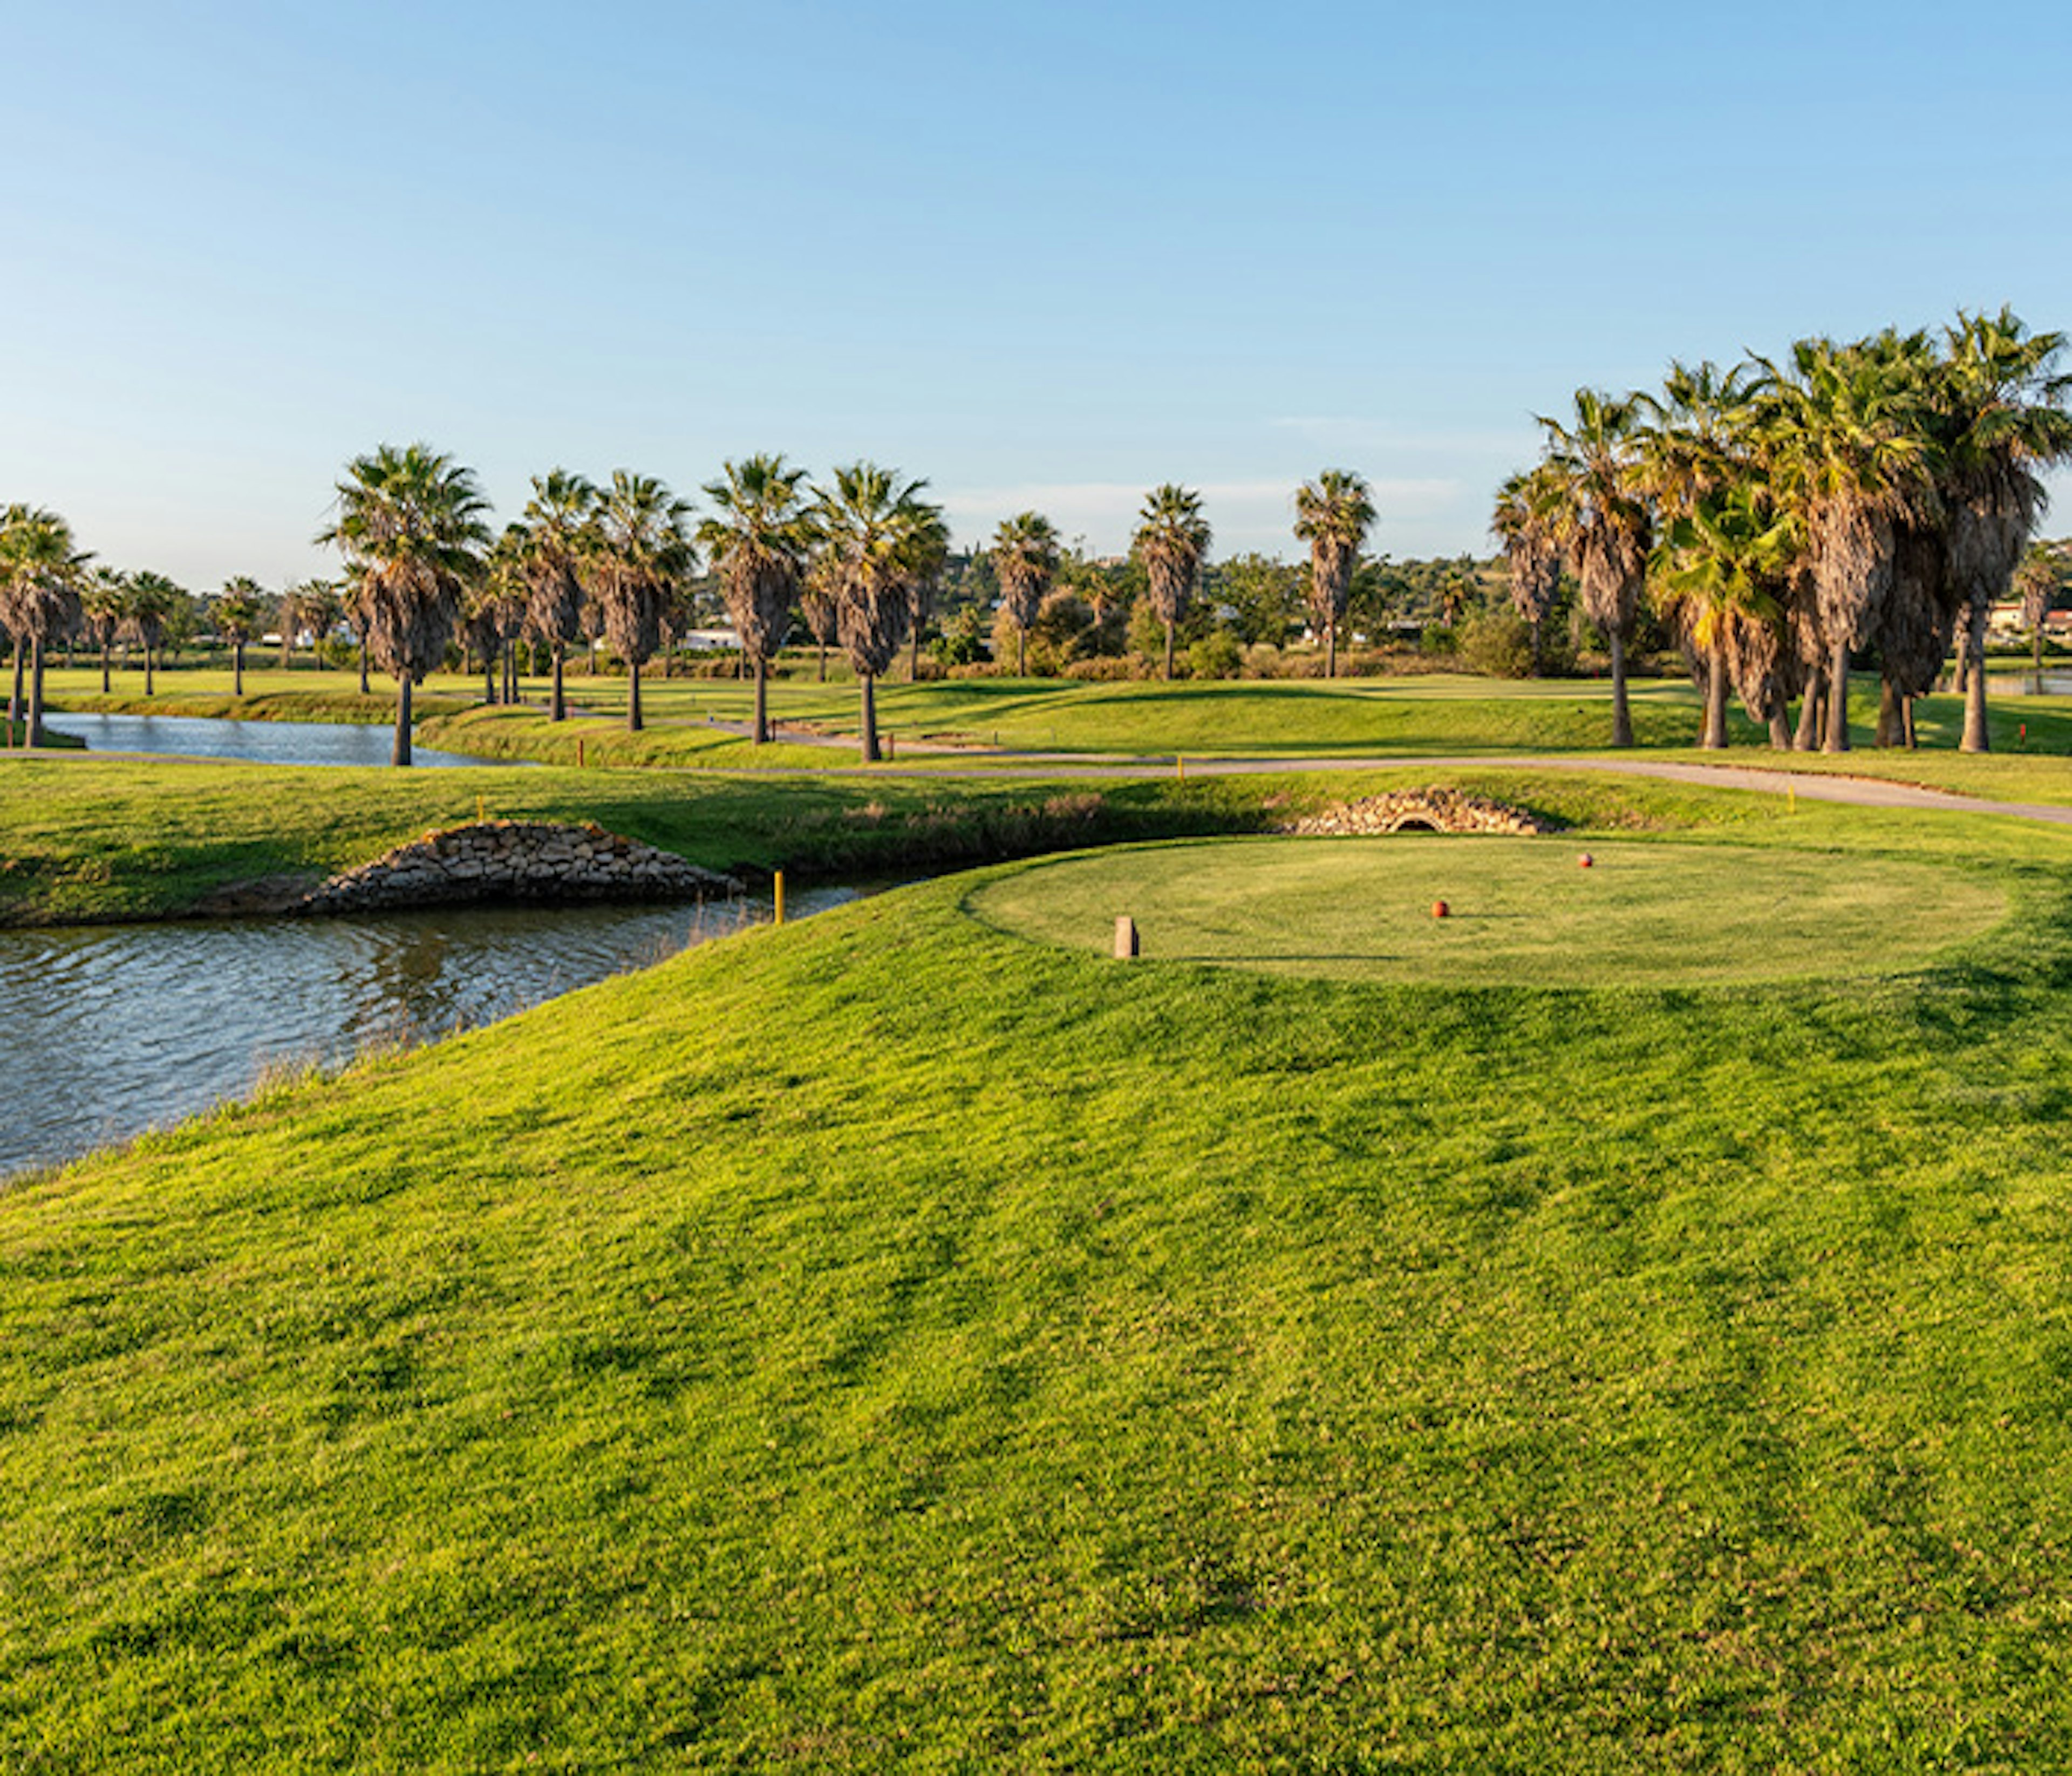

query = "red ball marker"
[[1578, 853, 1594, 869], [1432, 899, 1450, 919]]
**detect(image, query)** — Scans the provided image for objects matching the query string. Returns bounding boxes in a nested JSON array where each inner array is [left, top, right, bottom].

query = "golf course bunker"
[[965, 836, 2007, 986]]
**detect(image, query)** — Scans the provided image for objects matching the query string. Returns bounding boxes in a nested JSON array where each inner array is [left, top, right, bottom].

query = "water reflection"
[[43, 711, 501, 767], [0, 888, 855, 1178]]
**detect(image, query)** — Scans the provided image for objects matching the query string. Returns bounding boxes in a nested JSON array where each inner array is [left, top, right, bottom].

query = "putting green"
[[964, 835, 2008, 985]]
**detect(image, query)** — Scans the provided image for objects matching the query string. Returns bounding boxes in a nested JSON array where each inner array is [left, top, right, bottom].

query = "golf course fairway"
[[8, 788, 2072, 1767]]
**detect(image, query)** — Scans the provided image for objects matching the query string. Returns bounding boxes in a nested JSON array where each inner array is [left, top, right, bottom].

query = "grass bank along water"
[[0, 754, 1749, 928], [5, 787, 2072, 1766]]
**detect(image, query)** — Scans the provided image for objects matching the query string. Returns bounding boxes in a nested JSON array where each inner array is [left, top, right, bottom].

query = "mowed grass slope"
[[8, 794, 2072, 1767]]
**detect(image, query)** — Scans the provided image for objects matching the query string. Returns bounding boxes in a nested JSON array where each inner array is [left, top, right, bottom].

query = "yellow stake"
[[477, 793, 486, 824], [1788, 784, 1796, 815], [1177, 754, 1185, 782], [774, 869, 786, 927]]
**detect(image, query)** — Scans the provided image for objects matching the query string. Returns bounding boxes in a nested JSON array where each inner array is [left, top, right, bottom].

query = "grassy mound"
[[967, 835, 2008, 985], [8, 791, 2072, 1766]]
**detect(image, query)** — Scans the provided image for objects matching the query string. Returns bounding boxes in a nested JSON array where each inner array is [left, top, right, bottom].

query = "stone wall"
[[1282, 789, 1550, 837], [292, 821, 738, 916]]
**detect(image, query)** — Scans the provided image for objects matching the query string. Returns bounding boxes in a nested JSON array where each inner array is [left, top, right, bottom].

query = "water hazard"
[[43, 711, 502, 767], [0, 888, 855, 1179]]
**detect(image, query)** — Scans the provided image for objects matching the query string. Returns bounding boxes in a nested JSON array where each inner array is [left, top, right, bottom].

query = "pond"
[[0, 887, 856, 1179], [42, 711, 502, 767]]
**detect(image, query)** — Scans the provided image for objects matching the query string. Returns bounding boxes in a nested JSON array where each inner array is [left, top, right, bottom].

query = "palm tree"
[[1133, 484, 1211, 681], [2016, 542, 2065, 690], [812, 462, 941, 761], [902, 510, 951, 683], [799, 547, 842, 683], [592, 470, 694, 733], [1754, 333, 1936, 753], [0, 505, 89, 747], [317, 443, 491, 766], [992, 512, 1060, 678], [211, 577, 265, 695], [1931, 309, 2072, 751], [699, 454, 810, 743], [1491, 465, 1564, 676], [464, 545, 516, 704], [80, 568, 128, 694], [121, 570, 181, 696], [1536, 391, 1652, 746], [1293, 469, 1376, 678], [1652, 485, 1794, 748], [510, 469, 599, 722]]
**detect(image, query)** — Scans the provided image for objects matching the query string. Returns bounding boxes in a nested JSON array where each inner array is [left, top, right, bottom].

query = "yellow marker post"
[[1788, 784, 1796, 815], [773, 869, 786, 927], [1177, 754, 1185, 782], [476, 794, 486, 824]]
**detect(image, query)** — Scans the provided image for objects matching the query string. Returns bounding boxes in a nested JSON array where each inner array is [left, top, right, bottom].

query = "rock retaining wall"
[[292, 821, 738, 915], [1282, 789, 1550, 837]]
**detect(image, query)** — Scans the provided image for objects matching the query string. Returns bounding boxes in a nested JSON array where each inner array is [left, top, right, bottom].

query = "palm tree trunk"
[[1326, 620, 1337, 680], [8, 638, 22, 726], [393, 675, 413, 767], [1768, 708, 1792, 749], [909, 630, 921, 683], [27, 638, 47, 747], [1701, 647, 1728, 748], [1875, 680, 1902, 748], [1530, 616, 1544, 678], [1608, 631, 1633, 747], [100, 641, 111, 695], [859, 672, 880, 762], [1904, 695, 1918, 750], [1163, 621, 1175, 683], [816, 641, 827, 683], [2035, 621, 2047, 696], [752, 657, 769, 745], [628, 659, 644, 732], [358, 642, 370, 697], [483, 651, 497, 705], [1017, 630, 1027, 678], [1961, 596, 1991, 752], [505, 643, 517, 705], [145, 649, 156, 697], [233, 640, 245, 698], [1824, 641, 1850, 753], [1794, 669, 1824, 751], [550, 647, 567, 722]]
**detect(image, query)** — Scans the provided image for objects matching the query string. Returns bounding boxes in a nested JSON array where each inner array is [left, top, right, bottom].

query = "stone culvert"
[[292, 821, 739, 915], [1282, 789, 1551, 837]]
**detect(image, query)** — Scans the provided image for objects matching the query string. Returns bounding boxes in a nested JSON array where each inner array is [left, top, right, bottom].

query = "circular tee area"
[[964, 836, 2005, 988]]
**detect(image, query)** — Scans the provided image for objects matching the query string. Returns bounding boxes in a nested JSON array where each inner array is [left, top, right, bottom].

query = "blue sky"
[[4, 0, 2068, 589]]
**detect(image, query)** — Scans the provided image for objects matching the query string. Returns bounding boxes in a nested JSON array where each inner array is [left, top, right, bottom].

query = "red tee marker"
[[1578, 852, 1594, 869], [1432, 899, 1450, 919]]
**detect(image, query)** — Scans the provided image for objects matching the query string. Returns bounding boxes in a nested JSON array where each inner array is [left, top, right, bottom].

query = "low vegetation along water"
[[0, 888, 854, 1178], [42, 711, 502, 767]]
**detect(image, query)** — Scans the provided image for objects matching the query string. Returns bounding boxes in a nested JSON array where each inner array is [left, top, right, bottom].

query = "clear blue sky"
[[4, 0, 2068, 589]]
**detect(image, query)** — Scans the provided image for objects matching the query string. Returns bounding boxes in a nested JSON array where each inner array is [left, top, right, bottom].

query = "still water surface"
[[1, 888, 854, 1179], [43, 711, 500, 767]]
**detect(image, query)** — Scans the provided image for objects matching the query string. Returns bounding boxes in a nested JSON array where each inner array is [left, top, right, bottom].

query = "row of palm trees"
[[8, 453, 1388, 765], [317, 447, 955, 764], [326, 454, 1384, 764], [1495, 308, 2072, 751]]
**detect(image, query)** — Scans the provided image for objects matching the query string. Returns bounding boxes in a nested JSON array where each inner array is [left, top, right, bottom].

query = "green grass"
[[42, 665, 477, 726], [10, 785, 2072, 1766], [968, 835, 2008, 985], [2, 721, 83, 751]]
